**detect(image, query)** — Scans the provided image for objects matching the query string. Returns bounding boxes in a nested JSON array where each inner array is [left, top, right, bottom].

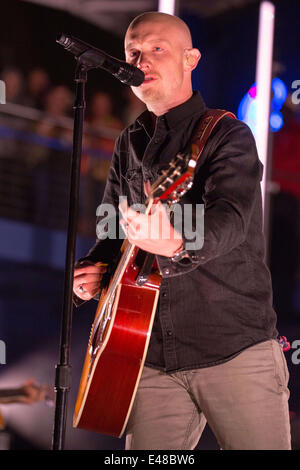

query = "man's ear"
[[184, 48, 201, 71]]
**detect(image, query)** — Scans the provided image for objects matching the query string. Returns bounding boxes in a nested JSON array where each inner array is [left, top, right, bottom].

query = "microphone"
[[56, 33, 144, 87]]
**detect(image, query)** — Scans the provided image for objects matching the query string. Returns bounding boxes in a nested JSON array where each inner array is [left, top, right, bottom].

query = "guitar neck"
[[0, 385, 54, 405], [0, 388, 27, 403]]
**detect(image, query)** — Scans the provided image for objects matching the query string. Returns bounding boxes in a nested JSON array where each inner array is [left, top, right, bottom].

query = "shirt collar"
[[136, 91, 207, 134]]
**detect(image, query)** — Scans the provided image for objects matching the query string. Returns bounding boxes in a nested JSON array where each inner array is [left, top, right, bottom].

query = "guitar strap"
[[189, 108, 236, 160], [136, 108, 236, 284]]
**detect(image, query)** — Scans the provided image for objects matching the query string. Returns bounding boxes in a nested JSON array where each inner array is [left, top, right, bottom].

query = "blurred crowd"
[[0, 66, 145, 236]]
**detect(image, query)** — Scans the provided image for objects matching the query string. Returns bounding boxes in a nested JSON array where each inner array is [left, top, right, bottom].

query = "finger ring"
[[78, 285, 85, 293]]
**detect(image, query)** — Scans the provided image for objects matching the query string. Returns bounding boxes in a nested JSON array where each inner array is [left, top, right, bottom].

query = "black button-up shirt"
[[83, 91, 278, 372]]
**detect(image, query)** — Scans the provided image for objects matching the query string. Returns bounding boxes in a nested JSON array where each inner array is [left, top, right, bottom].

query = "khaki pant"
[[126, 339, 291, 450]]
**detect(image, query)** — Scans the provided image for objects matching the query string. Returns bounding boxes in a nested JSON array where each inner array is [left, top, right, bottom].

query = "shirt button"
[[167, 330, 173, 336], [162, 292, 167, 297], [163, 268, 170, 275]]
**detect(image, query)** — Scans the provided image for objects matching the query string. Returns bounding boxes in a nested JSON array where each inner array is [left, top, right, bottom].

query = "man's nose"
[[136, 52, 150, 71]]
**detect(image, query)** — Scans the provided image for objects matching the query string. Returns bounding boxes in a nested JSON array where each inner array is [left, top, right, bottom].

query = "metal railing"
[[0, 103, 119, 237]]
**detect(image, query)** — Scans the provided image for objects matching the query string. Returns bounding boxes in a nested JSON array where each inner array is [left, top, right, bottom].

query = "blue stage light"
[[238, 78, 287, 132], [270, 111, 284, 131]]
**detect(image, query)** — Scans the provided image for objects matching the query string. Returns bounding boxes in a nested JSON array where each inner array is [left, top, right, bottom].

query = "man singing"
[[73, 12, 291, 450]]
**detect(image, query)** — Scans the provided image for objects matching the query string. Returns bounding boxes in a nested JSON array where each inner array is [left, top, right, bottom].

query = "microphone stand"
[[52, 61, 88, 450]]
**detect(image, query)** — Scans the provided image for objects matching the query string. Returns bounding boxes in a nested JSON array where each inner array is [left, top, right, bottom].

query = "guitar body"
[[73, 246, 161, 437]]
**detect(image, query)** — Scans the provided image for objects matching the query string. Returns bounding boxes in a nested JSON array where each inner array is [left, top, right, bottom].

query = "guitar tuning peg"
[[166, 177, 174, 184]]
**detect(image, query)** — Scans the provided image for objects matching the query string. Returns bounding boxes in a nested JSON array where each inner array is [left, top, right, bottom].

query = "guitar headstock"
[[149, 144, 198, 205]]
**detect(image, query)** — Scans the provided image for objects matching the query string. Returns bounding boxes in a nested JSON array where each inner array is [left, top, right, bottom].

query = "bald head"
[[126, 12, 193, 49], [124, 12, 200, 116]]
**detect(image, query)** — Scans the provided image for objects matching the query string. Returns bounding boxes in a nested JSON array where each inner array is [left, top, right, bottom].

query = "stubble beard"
[[133, 84, 167, 111]]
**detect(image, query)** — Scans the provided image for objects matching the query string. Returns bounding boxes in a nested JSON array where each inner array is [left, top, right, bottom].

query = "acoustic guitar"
[[73, 147, 199, 438], [73, 109, 235, 438]]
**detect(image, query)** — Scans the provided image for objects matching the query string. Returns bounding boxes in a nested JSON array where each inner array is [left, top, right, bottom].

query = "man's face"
[[124, 20, 188, 112]]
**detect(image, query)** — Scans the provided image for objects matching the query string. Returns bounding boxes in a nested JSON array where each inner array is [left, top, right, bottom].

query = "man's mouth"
[[142, 75, 157, 84]]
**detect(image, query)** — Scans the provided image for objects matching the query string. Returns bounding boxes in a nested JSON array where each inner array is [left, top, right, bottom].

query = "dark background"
[[0, 0, 299, 451]]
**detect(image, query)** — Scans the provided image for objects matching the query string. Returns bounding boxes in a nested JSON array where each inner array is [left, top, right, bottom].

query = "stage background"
[[0, 0, 299, 450]]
